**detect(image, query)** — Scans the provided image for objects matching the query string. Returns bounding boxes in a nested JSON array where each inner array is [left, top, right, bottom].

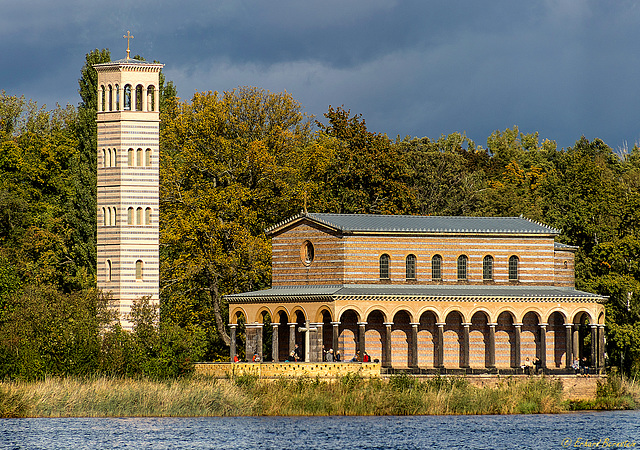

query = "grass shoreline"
[[0, 374, 637, 418]]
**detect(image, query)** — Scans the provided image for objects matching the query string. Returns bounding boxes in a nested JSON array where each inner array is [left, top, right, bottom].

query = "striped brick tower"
[[94, 37, 163, 328]]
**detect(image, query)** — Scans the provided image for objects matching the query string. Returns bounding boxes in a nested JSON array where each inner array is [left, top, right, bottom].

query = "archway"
[[418, 311, 438, 367], [470, 311, 489, 368], [391, 310, 412, 367], [547, 311, 566, 368], [573, 311, 593, 369], [495, 311, 516, 368], [365, 310, 385, 363], [521, 312, 540, 366], [339, 309, 359, 362], [444, 311, 464, 368]]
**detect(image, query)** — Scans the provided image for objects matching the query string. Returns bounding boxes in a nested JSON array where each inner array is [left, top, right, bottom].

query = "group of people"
[[571, 357, 591, 376], [236, 344, 376, 363], [521, 356, 542, 375]]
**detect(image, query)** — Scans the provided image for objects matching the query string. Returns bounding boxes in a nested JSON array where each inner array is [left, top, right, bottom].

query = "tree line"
[[0, 49, 638, 379]]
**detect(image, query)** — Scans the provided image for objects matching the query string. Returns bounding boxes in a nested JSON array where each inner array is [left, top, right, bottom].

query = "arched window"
[[379, 254, 390, 280], [457, 255, 468, 281], [136, 207, 143, 225], [145, 207, 152, 225], [431, 254, 442, 280], [147, 85, 155, 111], [106, 259, 112, 282], [108, 85, 113, 111], [509, 255, 519, 281], [483, 255, 493, 281], [102, 207, 107, 227], [112, 149, 117, 167], [100, 86, 105, 111], [115, 84, 120, 110], [124, 85, 132, 110], [128, 148, 134, 166], [135, 85, 143, 111], [301, 240, 314, 265], [127, 207, 134, 225], [145, 149, 152, 167], [106, 148, 111, 167], [406, 254, 416, 280], [101, 149, 106, 168], [136, 148, 143, 166], [111, 207, 117, 226], [135, 260, 143, 281], [105, 207, 111, 227]]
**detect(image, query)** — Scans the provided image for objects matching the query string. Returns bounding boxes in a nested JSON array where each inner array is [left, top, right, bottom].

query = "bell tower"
[[94, 34, 163, 328]]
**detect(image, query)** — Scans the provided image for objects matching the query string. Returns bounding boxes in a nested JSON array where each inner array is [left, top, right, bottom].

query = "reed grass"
[[0, 374, 634, 418]]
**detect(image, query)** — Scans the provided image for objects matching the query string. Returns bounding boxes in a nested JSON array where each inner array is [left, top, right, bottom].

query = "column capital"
[[383, 322, 394, 327], [590, 324, 599, 329], [331, 321, 340, 326], [288, 322, 297, 326], [245, 323, 263, 329], [539, 323, 548, 328], [357, 322, 368, 326], [597, 324, 605, 329], [462, 323, 472, 328], [410, 322, 420, 327], [514, 323, 523, 327], [229, 323, 237, 329], [271, 323, 279, 328], [436, 322, 445, 327], [312, 322, 323, 328], [565, 324, 573, 329], [488, 323, 498, 327]]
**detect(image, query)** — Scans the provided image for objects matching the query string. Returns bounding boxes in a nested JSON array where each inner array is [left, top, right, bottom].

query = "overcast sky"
[[2, 0, 640, 151]]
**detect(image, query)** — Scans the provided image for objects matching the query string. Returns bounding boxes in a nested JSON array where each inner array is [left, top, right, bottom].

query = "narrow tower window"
[[108, 85, 113, 111], [136, 148, 143, 166], [124, 85, 132, 110], [135, 85, 143, 111], [106, 259, 112, 282], [135, 260, 143, 281], [128, 148, 134, 166], [115, 84, 120, 110], [145, 207, 152, 225], [127, 207, 134, 225], [145, 149, 152, 167], [136, 207, 143, 225]]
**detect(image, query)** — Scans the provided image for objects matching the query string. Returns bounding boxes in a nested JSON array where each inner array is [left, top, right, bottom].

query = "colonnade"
[[229, 307, 606, 371]]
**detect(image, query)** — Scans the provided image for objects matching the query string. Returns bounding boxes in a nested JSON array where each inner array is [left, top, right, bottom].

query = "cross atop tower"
[[123, 31, 134, 59]]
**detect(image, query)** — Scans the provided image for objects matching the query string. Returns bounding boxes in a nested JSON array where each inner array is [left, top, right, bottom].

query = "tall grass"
[[1, 374, 635, 418]]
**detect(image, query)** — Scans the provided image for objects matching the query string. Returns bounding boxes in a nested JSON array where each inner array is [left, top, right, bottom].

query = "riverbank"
[[0, 374, 637, 418]]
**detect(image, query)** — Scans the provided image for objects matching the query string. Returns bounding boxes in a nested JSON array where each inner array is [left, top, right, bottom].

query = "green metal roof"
[[226, 284, 605, 303], [267, 213, 561, 236]]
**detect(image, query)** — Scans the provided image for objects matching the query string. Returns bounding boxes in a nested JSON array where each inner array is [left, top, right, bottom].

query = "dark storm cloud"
[[2, 0, 640, 150]]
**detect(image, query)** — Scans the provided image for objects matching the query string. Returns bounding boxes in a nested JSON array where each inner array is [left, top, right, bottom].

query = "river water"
[[1, 410, 639, 449]]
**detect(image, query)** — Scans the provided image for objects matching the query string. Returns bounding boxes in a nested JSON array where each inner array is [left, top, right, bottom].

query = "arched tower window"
[[136, 148, 143, 166], [379, 254, 390, 280], [145, 149, 152, 167], [509, 255, 519, 281], [127, 207, 134, 225], [145, 207, 152, 225], [115, 84, 120, 110], [135, 85, 143, 111], [136, 207, 143, 225], [406, 254, 416, 280], [124, 85, 132, 110], [102, 207, 107, 227], [128, 148, 134, 166], [106, 259, 112, 282], [108, 85, 113, 111], [135, 260, 143, 281], [100, 85, 106, 111], [111, 207, 117, 226], [147, 85, 155, 111], [105, 207, 111, 227], [483, 255, 493, 281], [431, 254, 442, 280], [101, 149, 106, 168], [107, 149, 112, 167], [457, 255, 468, 280]]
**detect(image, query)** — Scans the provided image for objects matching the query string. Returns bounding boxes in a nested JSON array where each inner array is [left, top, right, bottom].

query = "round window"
[[301, 241, 314, 266]]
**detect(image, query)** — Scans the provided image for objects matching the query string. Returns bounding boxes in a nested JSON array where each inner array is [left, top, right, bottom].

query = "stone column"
[[271, 324, 279, 362], [357, 322, 367, 360], [461, 323, 471, 369], [230, 324, 237, 362], [142, 87, 148, 111], [410, 323, 419, 367], [487, 323, 497, 368], [383, 322, 393, 368], [591, 325, 598, 369], [565, 324, 573, 369], [256, 323, 263, 361], [288, 322, 297, 358], [118, 85, 123, 111], [572, 325, 580, 360], [436, 323, 445, 368], [513, 323, 522, 369], [244, 324, 256, 361], [539, 323, 547, 369], [598, 325, 606, 368], [314, 323, 324, 362], [332, 322, 340, 358]]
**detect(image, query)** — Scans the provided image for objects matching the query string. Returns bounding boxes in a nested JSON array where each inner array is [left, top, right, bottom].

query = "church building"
[[94, 35, 162, 328], [227, 213, 606, 372]]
